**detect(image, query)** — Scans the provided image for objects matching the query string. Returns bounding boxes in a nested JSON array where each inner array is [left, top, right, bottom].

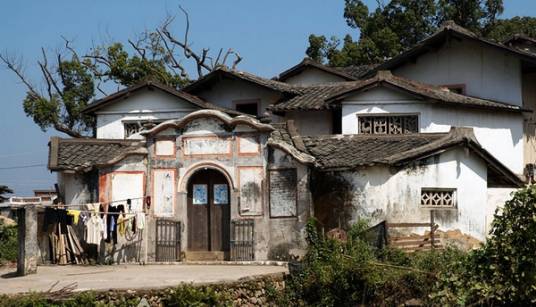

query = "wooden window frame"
[[268, 168, 298, 219]]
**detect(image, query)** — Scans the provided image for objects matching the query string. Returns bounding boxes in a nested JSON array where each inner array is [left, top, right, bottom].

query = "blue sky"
[[0, 0, 534, 196]]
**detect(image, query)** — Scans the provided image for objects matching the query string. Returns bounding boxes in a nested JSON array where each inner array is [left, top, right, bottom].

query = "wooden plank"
[[389, 235, 432, 241], [390, 240, 432, 247]]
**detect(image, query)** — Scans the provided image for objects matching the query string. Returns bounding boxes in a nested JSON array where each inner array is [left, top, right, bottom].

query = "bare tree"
[[158, 5, 242, 78], [1, 5, 243, 138]]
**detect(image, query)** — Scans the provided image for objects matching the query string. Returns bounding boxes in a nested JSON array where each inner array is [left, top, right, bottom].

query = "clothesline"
[[35, 205, 147, 215], [36, 195, 149, 209]]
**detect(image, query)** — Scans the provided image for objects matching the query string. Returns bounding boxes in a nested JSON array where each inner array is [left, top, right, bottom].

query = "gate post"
[[16, 205, 38, 276]]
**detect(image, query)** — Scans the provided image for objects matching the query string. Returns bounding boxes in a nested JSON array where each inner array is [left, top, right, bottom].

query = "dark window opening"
[[442, 84, 466, 95], [235, 102, 259, 116]]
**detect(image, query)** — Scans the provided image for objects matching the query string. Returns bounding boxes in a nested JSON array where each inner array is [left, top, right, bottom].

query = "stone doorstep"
[[184, 251, 225, 261]]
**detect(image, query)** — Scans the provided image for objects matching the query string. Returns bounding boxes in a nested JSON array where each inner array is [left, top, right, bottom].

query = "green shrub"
[[431, 186, 536, 306], [280, 218, 463, 306], [0, 221, 17, 263]]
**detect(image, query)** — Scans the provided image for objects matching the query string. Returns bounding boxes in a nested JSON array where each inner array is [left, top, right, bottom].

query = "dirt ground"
[[0, 264, 288, 294]]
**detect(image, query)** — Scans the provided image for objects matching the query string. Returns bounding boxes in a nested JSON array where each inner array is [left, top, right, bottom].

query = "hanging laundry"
[[84, 214, 103, 245], [136, 212, 145, 230], [118, 214, 126, 237], [106, 205, 120, 244], [67, 210, 81, 225]]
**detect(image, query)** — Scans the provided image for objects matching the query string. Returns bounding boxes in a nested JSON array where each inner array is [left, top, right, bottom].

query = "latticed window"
[[124, 121, 162, 138], [420, 188, 456, 208], [358, 115, 418, 135]]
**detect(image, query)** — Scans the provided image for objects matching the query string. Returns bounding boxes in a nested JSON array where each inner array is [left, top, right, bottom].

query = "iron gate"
[[230, 219, 255, 261], [155, 219, 181, 262]]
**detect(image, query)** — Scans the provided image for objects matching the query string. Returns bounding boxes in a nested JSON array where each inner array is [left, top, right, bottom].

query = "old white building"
[[47, 22, 534, 262]]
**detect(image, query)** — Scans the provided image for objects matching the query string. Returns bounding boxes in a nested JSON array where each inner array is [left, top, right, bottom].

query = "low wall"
[[3, 273, 286, 307]]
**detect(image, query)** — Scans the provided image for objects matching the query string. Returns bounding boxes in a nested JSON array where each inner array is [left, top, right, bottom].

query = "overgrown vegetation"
[[0, 284, 234, 307], [0, 221, 17, 264], [271, 219, 465, 306], [431, 186, 536, 305], [3, 187, 536, 306], [274, 185, 536, 306]]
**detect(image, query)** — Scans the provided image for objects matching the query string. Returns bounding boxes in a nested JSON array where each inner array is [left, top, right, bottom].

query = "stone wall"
[[17, 273, 286, 307]]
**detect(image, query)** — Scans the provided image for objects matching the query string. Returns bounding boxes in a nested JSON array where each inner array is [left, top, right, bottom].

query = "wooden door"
[[187, 169, 230, 252]]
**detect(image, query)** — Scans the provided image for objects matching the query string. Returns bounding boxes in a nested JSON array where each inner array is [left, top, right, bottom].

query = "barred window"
[[358, 115, 418, 135], [420, 188, 456, 209]]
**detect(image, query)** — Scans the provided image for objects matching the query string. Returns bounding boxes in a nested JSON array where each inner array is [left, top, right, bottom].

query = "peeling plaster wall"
[[141, 116, 312, 261], [394, 38, 523, 105], [337, 148, 490, 240], [341, 86, 524, 174], [283, 68, 347, 86], [95, 89, 199, 139], [266, 148, 311, 260]]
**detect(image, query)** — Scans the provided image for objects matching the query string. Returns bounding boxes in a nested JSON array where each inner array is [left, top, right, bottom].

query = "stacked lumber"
[[48, 223, 88, 264]]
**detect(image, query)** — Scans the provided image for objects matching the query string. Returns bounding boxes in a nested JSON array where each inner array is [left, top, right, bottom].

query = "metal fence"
[[155, 219, 181, 262], [230, 219, 255, 261]]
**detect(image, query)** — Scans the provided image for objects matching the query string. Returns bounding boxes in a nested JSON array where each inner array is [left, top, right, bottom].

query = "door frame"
[[186, 168, 231, 252]]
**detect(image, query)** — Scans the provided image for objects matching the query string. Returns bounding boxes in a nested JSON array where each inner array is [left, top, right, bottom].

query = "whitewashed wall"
[[285, 110, 333, 135], [394, 38, 523, 105], [341, 87, 525, 173], [283, 67, 347, 86], [95, 89, 199, 139], [342, 148, 490, 240], [58, 172, 92, 205]]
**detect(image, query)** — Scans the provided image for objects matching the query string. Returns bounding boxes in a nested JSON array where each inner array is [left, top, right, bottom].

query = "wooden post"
[[430, 211, 435, 249]]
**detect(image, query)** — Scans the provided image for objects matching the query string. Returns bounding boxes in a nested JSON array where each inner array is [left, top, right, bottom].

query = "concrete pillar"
[[16, 205, 38, 276]]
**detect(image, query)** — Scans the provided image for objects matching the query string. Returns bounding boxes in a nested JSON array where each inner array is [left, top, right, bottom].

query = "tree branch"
[[0, 52, 40, 97], [160, 6, 212, 77]]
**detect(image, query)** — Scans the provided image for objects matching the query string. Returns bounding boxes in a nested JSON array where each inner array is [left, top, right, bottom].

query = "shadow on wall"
[[310, 171, 354, 230], [268, 242, 294, 261]]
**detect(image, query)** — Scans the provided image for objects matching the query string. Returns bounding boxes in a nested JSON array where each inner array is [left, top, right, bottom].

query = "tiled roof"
[[276, 58, 359, 82], [82, 80, 244, 116], [271, 82, 358, 111], [48, 137, 147, 172], [302, 133, 445, 169], [183, 67, 299, 94], [293, 127, 523, 186], [335, 64, 376, 79], [369, 20, 536, 76], [271, 70, 526, 112]]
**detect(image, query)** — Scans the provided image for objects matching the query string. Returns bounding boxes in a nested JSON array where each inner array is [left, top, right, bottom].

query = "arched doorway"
[[187, 169, 231, 255]]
